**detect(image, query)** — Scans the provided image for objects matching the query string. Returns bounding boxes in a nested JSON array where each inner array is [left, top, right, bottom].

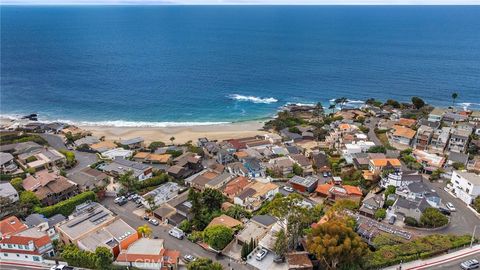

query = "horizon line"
[[2, 2, 480, 5]]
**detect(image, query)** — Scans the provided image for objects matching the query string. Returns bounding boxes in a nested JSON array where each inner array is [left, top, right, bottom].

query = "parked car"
[[283, 186, 294, 192], [327, 171, 332, 177], [323, 172, 328, 177], [50, 265, 74, 270], [461, 259, 479, 270], [255, 248, 268, 261], [143, 215, 150, 220], [438, 207, 451, 216], [117, 198, 128, 206], [127, 194, 138, 201], [273, 255, 285, 263], [148, 218, 159, 226], [114, 196, 125, 204], [446, 202, 456, 212], [169, 227, 185, 239], [388, 216, 396, 225], [183, 254, 197, 263]]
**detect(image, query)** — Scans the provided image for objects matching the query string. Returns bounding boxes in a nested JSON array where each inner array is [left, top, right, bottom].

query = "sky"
[[2, 0, 480, 4]]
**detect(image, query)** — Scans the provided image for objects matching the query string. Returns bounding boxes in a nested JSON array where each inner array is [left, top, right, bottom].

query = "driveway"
[[39, 133, 98, 175], [366, 117, 382, 146], [421, 179, 480, 238], [102, 198, 251, 270]]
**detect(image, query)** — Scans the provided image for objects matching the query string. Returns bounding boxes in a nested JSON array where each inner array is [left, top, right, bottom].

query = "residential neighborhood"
[[1, 97, 480, 270]]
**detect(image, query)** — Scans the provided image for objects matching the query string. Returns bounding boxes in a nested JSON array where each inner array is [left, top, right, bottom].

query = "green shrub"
[[404, 216, 418, 227], [35, 191, 97, 217]]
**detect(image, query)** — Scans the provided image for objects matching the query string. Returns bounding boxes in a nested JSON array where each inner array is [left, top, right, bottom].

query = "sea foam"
[[228, 94, 278, 104]]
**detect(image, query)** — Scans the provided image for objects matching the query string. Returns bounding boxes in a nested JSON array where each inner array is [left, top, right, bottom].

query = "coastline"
[[80, 120, 268, 144]]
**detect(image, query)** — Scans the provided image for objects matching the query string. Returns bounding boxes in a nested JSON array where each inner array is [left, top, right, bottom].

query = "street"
[[429, 253, 479, 270], [102, 197, 251, 270]]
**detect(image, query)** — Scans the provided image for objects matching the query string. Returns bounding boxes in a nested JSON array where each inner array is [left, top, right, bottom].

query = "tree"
[[201, 188, 224, 211], [473, 196, 480, 213], [374, 208, 386, 220], [384, 99, 401, 108], [169, 136, 175, 145], [292, 163, 303, 176], [118, 170, 137, 192], [148, 141, 165, 151], [335, 97, 348, 110], [187, 258, 223, 270], [420, 208, 448, 228], [137, 224, 153, 238], [452, 92, 458, 107], [60, 150, 76, 168], [384, 185, 396, 197], [306, 218, 368, 270], [10, 177, 24, 192], [202, 225, 234, 250], [94, 247, 113, 270], [20, 191, 40, 210], [225, 204, 251, 220], [411, 96, 425, 109], [452, 162, 465, 170], [273, 229, 288, 258], [430, 169, 445, 181], [367, 145, 386, 154], [328, 104, 336, 114]]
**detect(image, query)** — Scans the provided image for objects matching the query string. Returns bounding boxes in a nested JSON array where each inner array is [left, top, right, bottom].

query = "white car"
[[148, 218, 159, 226], [255, 248, 268, 261], [114, 196, 125, 204], [445, 202, 456, 212], [169, 227, 185, 239], [283, 186, 294, 192], [50, 265, 74, 270], [461, 259, 479, 270]]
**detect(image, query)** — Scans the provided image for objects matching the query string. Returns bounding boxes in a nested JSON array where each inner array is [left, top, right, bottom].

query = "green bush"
[[187, 231, 203, 243], [35, 191, 97, 217], [135, 173, 170, 190], [404, 216, 418, 227], [420, 208, 448, 228], [203, 225, 234, 250]]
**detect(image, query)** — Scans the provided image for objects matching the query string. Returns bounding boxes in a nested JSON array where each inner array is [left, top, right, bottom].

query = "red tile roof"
[[0, 216, 27, 236]]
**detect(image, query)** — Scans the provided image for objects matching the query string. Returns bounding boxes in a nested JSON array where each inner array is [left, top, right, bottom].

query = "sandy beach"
[[81, 120, 268, 144]]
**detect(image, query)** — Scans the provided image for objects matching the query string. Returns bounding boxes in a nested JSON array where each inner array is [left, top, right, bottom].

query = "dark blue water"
[[1, 6, 480, 126]]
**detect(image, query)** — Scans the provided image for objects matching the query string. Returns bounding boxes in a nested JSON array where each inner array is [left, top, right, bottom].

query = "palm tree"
[[137, 224, 153, 238], [169, 136, 175, 145], [328, 104, 336, 115], [335, 97, 348, 110], [451, 92, 458, 107]]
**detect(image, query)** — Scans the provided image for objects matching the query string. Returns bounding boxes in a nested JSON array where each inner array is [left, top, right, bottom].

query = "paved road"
[[422, 179, 480, 238], [39, 133, 98, 175], [366, 117, 382, 146], [429, 253, 479, 270], [102, 197, 250, 270]]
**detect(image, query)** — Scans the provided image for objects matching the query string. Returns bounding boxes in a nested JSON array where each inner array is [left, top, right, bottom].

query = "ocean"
[[1, 5, 479, 126]]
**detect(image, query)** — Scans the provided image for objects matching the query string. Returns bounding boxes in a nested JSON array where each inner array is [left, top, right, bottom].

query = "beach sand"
[[81, 120, 268, 144]]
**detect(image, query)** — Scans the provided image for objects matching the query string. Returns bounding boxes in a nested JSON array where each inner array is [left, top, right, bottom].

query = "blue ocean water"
[[1, 6, 480, 126]]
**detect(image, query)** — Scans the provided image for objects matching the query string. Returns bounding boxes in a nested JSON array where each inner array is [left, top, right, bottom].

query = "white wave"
[[459, 102, 480, 110], [284, 102, 316, 107], [228, 94, 278, 104]]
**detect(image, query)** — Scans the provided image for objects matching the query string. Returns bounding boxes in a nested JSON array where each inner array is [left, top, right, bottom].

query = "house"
[[69, 167, 109, 191], [143, 182, 181, 208], [24, 213, 65, 241], [414, 125, 434, 150], [288, 175, 318, 193], [89, 140, 117, 153], [74, 136, 100, 147], [226, 162, 249, 177], [16, 147, 66, 170], [206, 214, 242, 229], [389, 125, 416, 148], [77, 219, 139, 257], [342, 141, 376, 163], [429, 127, 451, 153], [268, 157, 295, 176], [167, 153, 202, 179], [447, 152, 469, 167], [315, 180, 363, 204], [191, 170, 233, 191], [369, 158, 402, 175], [443, 112, 468, 126], [287, 252, 313, 270], [56, 202, 117, 245], [428, 107, 446, 122], [264, 133, 282, 144], [0, 220, 54, 263], [311, 151, 330, 173], [447, 128, 471, 153], [243, 158, 265, 178], [133, 152, 172, 164], [451, 171, 480, 205], [103, 157, 153, 181], [216, 148, 236, 165], [396, 118, 417, 128], [391, 196, 431, 222], [222, 176, 251, 200], [101, 148, 134, 159], [119, 137, 144, 149], [22, 170, 78, 206], [236, 215, 277, 245], [0, 216, 27, 237], [289, 154, 313, 174], [412, 149, 445, 170], [381, 171, 423, 188], [152, 192, 191, 225], [234, 181, 279, 211], [359, 191, 385, 218], [280, 128, 303, 142], [115, 238, 180, 270], [0, 182, 19, 203], [396, 182, 441, 208], [0, 152, 18, 174]]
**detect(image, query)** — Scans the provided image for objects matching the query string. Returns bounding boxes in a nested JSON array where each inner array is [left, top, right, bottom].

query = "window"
[[7, 244, 12, 248], [25, 255, 28, 258], [33, 256, 40, 261], [16, 254, 20, 257], [4, 253, 8, 256]]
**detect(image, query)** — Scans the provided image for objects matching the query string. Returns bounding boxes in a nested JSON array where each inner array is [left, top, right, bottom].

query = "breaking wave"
[[228, 94, 278, 104]]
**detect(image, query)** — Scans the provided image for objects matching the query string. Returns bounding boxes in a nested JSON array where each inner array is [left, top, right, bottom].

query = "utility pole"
[[471, 225, 477, 248]]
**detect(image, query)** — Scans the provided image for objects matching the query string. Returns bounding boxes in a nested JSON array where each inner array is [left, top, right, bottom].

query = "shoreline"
[[80, 120, 268, 144]]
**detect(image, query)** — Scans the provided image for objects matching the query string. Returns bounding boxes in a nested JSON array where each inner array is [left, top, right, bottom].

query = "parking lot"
[[102, 197, 251, 270]]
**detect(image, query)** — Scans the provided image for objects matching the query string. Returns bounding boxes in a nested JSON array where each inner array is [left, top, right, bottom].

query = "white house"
[[342, 141, 376, 163], [451, 170, 480, 205], [0, 182, 19, 203]]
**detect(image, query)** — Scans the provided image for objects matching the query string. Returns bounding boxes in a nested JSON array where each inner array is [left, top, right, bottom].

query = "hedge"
[[35, 191, 97, 217], [136, 173, 170, 190]]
